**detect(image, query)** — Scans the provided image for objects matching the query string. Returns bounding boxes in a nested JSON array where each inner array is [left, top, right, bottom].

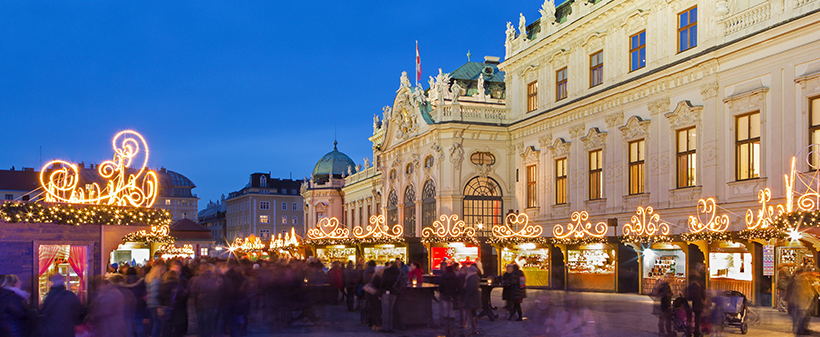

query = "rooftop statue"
[[506, 22, 516, 41], [539, 0, 556, 22], [399, 71, 411, 89], [519, 13, 526, 39], [451, 82, 463, 104]]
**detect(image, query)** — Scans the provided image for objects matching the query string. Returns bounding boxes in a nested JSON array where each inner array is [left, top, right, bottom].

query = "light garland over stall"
[[122, 224, 176, 244], [353, 215, 405, 244], [680, 198, 732, 243], [620, 206, 672, 244], [487, 213, 548, 245], [304, 217, 357, 246], [551, 211, 608, 245], [421, 214, 478, 244]]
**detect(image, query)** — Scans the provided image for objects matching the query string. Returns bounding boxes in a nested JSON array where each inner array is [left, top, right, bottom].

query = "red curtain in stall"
[[68, 246, 87, 300], [38, 245, 61, 276]]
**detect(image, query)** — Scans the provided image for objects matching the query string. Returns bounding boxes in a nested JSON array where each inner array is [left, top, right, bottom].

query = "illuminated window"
[[555, 158, 568, 204], [630, 31, 646, 71], [677, 127, 697, 188], [165, 199, 171, 206], [422, 180, 436, 228], [260, 201, 270, 210], [736, 112, 761, 180], [556, 67, 568, 101], [590, 51, 603, 88], [403, 185, 416, 236], [463, 176, 503, 236], [678, 6, 698, 52], [260, 215, 269, 224], [292, 216, 298, 224], [526, 165, 537, 208], [589, 150, 603, 200], [200, 247, 208, 256], [259, 229, 270, 240], [810, 97, 820, 167], [182, 212, 187, 219], [470, 152, 495, 165], [281, 202, 287, 210], [629, 140, 645, 195], [281, 215, 287, 224], [527, 81, 538, 112]]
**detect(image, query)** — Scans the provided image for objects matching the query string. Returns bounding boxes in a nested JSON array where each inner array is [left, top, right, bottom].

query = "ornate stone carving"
[[700, 82, 720, 100], [399, 71, 411, 89], [475, 163, 492, 178], [584, 32, 606, 53], [620, 9, 650, 33], [569, 124, 586, 138], [521, 146, 541, 165], [519, 13, 527, 40], [449, 143, 464, 165], [724, 88, 769, 115], [549, 138, 571, 158], [665, 101, 703, 129], [548, 49, 569, 68], [538, 134, 552, 147], [647, 97, 670, 116], [703, 144, 718, 163], [581, 127, 607, 150], [431, 144, 445, 161], [539, 0, 556, 23], [619, 116, 651, 141], [605, 112, 624, 127]]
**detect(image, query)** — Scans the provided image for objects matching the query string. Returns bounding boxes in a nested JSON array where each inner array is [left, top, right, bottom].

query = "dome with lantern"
[[311, 141, 357, 184]]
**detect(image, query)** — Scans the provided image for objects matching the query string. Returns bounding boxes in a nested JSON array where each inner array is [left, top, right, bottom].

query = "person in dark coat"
[[368, 266, 384, 330], [509, 264, 526, 321], [343, 261, 358, 312], [652, 276, 673, 337], [378, 262, 401, 333], [438, 266, 461, 337], [158, 271, 188, 337], [687, 278, 706, 337], [501, 265, 514, 310], [0, 276, 30, 337], [39, 274, 82, 337], [462, 265, 481, 335]]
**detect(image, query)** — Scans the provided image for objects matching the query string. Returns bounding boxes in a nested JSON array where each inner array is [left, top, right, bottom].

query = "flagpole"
[[415, 41, 419, 87]]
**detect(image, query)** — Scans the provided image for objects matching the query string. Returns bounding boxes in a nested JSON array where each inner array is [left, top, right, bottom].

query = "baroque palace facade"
[[304, 0, 820, 242]]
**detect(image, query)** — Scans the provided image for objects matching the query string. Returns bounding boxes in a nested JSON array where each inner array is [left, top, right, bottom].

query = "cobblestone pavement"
[[187, 289, 820, 336]]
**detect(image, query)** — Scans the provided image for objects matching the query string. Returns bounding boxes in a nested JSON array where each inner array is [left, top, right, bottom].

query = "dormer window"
[[260, 175, 267, 187]]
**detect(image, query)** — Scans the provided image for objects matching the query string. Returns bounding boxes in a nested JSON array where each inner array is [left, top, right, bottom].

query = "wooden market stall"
[[354, 214, 406, 265], [421, 214, 480, 274], [304, 217, 357, 264], [488, 213, 550, 287], [552, 211, 617, 292], [269, 227, 305, 260]]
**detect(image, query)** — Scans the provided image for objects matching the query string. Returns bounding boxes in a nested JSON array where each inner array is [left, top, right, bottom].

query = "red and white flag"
[[415, 41, 421, 86]]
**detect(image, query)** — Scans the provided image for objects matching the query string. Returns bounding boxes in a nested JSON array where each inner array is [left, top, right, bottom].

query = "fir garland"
[[618, 235, 672, 244], [772, 210, 820, 229], [486, 236, 550, 245], [550, 236, 607, 245], [421, 236, 480, 245], [680, 231, 731, 243], [0, 201, 171, 227], [737, 227, 784, 241], [122, 232, 177, 244]]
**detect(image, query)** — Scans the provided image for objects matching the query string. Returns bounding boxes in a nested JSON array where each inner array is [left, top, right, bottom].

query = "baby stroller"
[[671, 296, 692, 336], [716, 290, 751, 334]]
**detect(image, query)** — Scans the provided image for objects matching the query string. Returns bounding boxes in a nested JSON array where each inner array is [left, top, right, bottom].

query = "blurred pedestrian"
[[343, 261, 358, 312], [146, 263, 167, 337], [39, 274, 82, 337], [651, 275, 673, 337], [396, 258, 409, 279], [368, 266, 385, 331], [158, 270, 188, 337], [687, 276, 705, 337], [190, 264, 222, 337], [0, 274, 31, 337], [379, 261, 401, 333], [462, 265, 481, 335], [439, 266, 461, 337], [776, 265, 792, 312], [88, 276, 126, 337], [786, 268, 817, 335], [329, 261, 344, 303], [408, 262, 424, 285], [501, 264, 514, 310], [509, 264, 526, 321], [109, 274, 136, 337]]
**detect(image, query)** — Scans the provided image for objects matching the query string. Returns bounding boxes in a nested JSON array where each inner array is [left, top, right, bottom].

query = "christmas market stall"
[[155, 243, 196, 260], [488, 213, 550, 287], [421, 214, 480, 274], [619, 206, 688, 296], [553, 211, 617, 292], [269, 227, 304, 260], [354, 215, 406, 264], [116, 223, 176, 266], [304, 217, 357, 264], [0, 130, 171, 305], [228, 235, 268, 260]]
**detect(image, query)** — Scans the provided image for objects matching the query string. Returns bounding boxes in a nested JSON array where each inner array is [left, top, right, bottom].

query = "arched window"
[[260, 175, 267, 187], [463, 176, 503, 236], [403, 185, 416, 236], [387, 190, 398, 228], [421, 180, 436, 228]]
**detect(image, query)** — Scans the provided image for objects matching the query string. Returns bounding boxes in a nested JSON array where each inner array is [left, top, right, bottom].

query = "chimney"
[[78, 162, 85, 169], [484, 56, 500, 64]]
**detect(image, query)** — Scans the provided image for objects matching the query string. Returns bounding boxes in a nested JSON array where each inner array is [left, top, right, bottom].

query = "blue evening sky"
[[0, 1, 564, 208]]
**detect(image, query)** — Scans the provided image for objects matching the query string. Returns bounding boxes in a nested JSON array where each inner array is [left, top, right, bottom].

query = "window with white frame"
[[260, 201, 270, 210]]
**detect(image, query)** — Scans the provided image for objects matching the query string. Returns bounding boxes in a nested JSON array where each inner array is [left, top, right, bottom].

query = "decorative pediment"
[[549, 138, 571, 158], [520, 64, 540, 81], [665, 101, 703, 129], [724, 88, 769, 115], [521, 146, 541, 165], [620, 9, 650, 33], [548, 49, 569, 68], [581, 127, 607, 150], [583, 32, 606, 52], [619, 116, 651, 141]]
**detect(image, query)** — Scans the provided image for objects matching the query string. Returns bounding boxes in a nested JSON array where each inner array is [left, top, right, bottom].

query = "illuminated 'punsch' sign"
[[40, 130, 158, 208]]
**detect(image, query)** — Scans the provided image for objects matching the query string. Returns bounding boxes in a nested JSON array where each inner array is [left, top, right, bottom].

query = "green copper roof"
[[449, 62, 505, 83], [312, 141, 357, 181]]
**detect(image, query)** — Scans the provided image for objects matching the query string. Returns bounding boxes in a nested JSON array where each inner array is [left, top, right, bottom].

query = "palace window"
[[463, 177, 502, 236], [677, 127, 697, 188], [260, 201, 270, 210], [630, 31, 646, 71], [387, 190, 398, 229], [555, 158, 568, 204], [422, 180, 436, 229], [260, 175, 267, 187], [259, 229, 270, 240], [678, 6, 698, 52], [810, 97, 820, 167], [470, 152, 495, 165], [556, 67, 568, 101], [629, 140, 645, 195], [292, 216, 298, 224], [406, 163, 414, 175], [526, 165, 537, 208], [403, 185, 416, 237], [424, 155, 434, 169], [359, 206, 363, 228], [260, 215, 269, 224], [589, 150, 603, 200], [281, 202, 287, 210], [736, 112, 761, 180], [292, 202, 297, 211], [389, 169, 397, 180], [281, 215, 287, 224], [527, 81, 538, 112], [590, 51, 603, 88]]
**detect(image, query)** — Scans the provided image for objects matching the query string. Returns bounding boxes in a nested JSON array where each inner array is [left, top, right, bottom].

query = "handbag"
[[362, 283, 377, 295], [157, 285, 180, 322]]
